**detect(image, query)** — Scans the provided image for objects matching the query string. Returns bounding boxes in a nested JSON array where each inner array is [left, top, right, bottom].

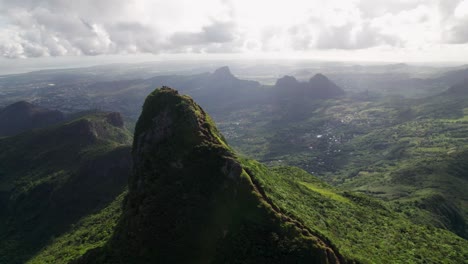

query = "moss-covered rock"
[[76, 87, 346, 263], [73, 87, 468, 264]]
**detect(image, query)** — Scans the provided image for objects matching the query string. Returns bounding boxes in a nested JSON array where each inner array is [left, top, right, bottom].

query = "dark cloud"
[[170, 21, 237, 46]]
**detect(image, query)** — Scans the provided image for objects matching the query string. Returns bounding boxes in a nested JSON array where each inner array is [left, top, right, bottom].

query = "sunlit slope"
[[224, 80, 468, 240], [72, 87, 467, 264], [247, 163, 468, 263]]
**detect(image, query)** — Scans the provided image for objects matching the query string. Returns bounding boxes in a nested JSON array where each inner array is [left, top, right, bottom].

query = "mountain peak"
[[211, 66, 237, 81], [308, 73, 345, 98], [133, 86, 226, 158], [212, 66, 234, 78], [273, 74, 344, 100], [78, 86, 344, 263], [275, 75, 299, 88], [310, 73, 329, 82], [5, 100, 34, 110]]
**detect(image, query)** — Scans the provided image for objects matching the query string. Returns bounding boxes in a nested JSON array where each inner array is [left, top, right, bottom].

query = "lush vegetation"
[[244, 161, 468, 263], [26, 192, 126, 264], [1, 82, 468, 263], [0, 112, 132, 264], [71, 88, 467, 263], [220, 91, 468, 239], [76, 87, 343, 263]]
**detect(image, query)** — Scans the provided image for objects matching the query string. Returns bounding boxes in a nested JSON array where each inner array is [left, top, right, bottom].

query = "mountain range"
[[0, 110, 132, 264], [0, 88, 464, 263], [0, 66, 467, 263]]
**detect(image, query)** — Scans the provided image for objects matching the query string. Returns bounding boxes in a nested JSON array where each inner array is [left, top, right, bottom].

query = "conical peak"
[[212, 66, 234, 78], [275, 75, 299, 87], [133, 86, 228, 161], [309, 73, 329, 83]]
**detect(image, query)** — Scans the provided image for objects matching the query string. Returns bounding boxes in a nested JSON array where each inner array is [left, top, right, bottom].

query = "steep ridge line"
[[244, 167, 350, 264]]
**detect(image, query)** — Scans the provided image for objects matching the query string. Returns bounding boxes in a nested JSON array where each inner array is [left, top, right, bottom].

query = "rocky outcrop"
[[75, 87, 348, 264], [105, 112, 124, 128], [57, 112, 128, 145], [273, 73, 345, 100]]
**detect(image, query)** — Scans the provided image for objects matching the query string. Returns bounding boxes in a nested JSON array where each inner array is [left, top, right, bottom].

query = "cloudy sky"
[[0, 0, 468, 62]]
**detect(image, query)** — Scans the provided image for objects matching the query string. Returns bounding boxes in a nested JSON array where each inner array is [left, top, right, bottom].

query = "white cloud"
[[455, 0, 468, 17], [0, 0, 467, 58], [439, 0, 468, 44]]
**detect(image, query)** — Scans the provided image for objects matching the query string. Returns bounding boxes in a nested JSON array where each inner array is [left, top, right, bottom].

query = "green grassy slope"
[[246, 162, 468, 263], [26, 192, 126, 264], [70, 87, 466, 264], [0, 112, 132, 264], [222, 92, 468, 239]]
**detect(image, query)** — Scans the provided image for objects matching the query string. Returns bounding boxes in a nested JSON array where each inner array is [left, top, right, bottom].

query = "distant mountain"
[[144, 66, 262, 111], [0, 101, 65, 136], [0, 112, 132, 264], [273, 73, 344, 100], [436, 67, 468, 87], [211, 65, 237, 82], [413, 78, 468, 119], [145, 66, 260, 92], [308, 74, 345, 99], [274, 75, 300, 89], [446, 79, 468, 95]]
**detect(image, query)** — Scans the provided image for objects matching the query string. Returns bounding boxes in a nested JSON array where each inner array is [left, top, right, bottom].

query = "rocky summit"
[[76, 87, 345, 264], [70, 87, 468, 264], [273, 74, 344, 100]]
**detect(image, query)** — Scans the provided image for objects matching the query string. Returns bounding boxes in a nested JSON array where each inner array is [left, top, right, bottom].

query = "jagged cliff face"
[[78, 87, 346, 264]]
